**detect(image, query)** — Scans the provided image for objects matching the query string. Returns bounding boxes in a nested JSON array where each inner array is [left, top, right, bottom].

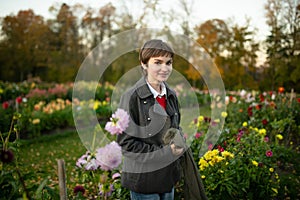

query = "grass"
[[18, 129, 86, 195]]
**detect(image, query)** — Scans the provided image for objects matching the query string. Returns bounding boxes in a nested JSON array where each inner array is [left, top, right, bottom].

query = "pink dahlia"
[[105, 108, 130, 135], [195, 132, 202, 139], [76, 152, 100, 170], [265, 150, 273, 157], [112, 172, 121, 179], [96, 141, 122, 171]]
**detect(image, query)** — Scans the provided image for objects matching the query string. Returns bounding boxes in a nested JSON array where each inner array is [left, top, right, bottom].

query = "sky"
[[0, 0, 269, 37], [0, 0, 269, 63]]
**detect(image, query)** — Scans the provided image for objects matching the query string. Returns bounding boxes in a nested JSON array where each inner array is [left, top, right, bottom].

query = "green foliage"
[[73, 168, 130, 199], [0, 113, 59, 199], [189, 89, 300, 199]]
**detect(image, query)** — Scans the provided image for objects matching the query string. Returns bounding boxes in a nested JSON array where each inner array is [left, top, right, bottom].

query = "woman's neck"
[[147, 79, 161, 93]]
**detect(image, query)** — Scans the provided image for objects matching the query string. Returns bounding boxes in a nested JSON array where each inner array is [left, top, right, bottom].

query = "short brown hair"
[[139, 39, 174, 64]]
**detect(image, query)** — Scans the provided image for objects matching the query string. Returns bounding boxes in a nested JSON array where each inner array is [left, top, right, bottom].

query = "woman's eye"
[[154, 62, 161, 65]]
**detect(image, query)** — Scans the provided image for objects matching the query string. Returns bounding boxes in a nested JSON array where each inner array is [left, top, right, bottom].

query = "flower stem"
[[91, 129, 97, 152], [3, 116, 15, 150], [0, 131, 4, 146], [16, 166, 32, 200]]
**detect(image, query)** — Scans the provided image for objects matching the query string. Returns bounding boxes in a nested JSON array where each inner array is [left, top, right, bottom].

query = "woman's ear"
[[141, 63, 147, 69]]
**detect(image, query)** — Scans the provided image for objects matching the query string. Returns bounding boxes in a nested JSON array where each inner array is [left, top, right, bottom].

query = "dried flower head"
[[0, 149, 14, 164], [73, 185, 85, 196]]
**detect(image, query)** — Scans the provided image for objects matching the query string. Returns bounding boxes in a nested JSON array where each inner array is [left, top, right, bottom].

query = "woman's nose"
[[161, 63, 171, 71]]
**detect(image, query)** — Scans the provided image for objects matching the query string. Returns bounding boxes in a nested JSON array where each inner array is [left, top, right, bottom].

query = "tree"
[[195, 19, 259, 90], [264, 0, 300, 91], [47, 3, 83, 82], [81, 3, 117, 50], [0, 10, 49, 81], [195, 19, 230, 80], [224, 23, 259, 89]]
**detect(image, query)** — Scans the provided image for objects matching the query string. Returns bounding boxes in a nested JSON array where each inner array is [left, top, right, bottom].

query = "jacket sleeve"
[[117, 132, 176, 164]]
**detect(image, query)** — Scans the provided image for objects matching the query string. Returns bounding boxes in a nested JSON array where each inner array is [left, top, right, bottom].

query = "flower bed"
[[190, 89, 300, 199], [0, 81, 114, 138], [1, 81, 299, 199]]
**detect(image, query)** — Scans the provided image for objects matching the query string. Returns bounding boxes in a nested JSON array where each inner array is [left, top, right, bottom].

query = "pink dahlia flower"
[[105, 108, 130, 135], [96, 141, 122, 171], [76, 152, 100, 170], [265, 150, 273, 157]]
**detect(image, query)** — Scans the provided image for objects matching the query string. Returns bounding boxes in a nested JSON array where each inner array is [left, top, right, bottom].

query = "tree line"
[[0, 0, 299, 91]]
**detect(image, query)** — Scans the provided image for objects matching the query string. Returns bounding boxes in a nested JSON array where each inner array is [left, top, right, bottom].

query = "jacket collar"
[[134, 77, 176, 99]]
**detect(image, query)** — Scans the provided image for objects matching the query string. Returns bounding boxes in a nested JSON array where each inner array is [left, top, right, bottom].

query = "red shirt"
[[156, 95, 166, 110]]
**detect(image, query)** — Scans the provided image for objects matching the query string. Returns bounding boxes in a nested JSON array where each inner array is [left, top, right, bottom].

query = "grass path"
[[18, 130, 86, 194]]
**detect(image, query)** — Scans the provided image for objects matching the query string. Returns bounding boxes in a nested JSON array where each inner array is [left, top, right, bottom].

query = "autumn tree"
[[0, 10, 49, 81], [81, 3, 117, 51], [195, 19, 230, 78], [195, 19, 260, 90]]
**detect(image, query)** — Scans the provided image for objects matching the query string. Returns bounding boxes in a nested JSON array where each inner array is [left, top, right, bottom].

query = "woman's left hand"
[[170, 144, 184, 156]]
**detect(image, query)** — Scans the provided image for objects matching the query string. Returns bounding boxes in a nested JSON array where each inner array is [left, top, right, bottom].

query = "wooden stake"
[[57, 159, 67, 200], [290, 88, 294, 104]]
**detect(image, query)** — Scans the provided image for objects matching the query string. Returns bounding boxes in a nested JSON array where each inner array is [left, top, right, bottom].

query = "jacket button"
[[143, 101, 147, 104], [147, 117, 151, 121], [149, 134, 152, 136]]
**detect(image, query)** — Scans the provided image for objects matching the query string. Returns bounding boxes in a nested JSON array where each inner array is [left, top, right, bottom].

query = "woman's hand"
[[170, 143, 184, 156]]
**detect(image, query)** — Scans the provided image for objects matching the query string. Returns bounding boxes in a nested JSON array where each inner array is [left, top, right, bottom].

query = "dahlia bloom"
[[2, 101, 9, 109], [195, 132, 202, 139], [76, 152, 100, 170], [266, 150, 273, 157], [112, 172, 121, 179], [276, 134, 283, 140], [96, 141, 122, 171], [16, 96, 22, 104], [105, 108, 130, 135]]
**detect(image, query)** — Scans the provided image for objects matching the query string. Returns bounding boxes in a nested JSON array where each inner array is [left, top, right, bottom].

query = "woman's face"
[[145, 55, 173, 84]]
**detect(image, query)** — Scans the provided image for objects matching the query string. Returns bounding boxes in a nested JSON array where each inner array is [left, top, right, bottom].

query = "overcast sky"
[[0, 0, 269, 39]]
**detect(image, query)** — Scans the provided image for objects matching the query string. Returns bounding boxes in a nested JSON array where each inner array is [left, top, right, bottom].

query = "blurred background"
[[0, 0, 299, 91]]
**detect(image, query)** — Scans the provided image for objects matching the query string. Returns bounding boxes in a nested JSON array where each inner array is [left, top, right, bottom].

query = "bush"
[[0, 113, 59, 199], [189, 89, 300, 199]]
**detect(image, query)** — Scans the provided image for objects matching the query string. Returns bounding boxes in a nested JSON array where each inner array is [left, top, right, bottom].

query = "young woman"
[[117, 39, 184, 200]]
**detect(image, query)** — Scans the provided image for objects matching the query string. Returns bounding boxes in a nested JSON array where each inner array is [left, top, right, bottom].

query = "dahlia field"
[[0, 81, 299, 199]]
